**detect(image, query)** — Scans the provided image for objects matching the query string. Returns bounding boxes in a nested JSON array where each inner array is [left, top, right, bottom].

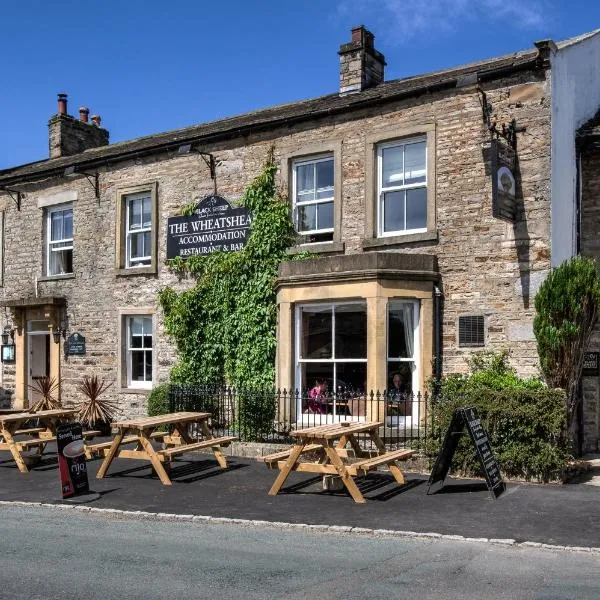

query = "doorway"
[[27, 321, 50, 408]]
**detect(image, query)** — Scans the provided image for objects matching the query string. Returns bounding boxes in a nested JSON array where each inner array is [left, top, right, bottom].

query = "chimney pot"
[[91, 115, 101, 127], [57, 93, 68, 115], [79, 107, 89, 123]]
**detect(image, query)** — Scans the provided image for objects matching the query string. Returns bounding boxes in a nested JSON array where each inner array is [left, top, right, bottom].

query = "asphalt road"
[[0, 505, 599, 600]]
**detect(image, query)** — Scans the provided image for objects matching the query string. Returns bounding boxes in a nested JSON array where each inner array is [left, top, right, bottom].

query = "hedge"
[[427, 387, 569, 483], [147, 383, 170, 417]]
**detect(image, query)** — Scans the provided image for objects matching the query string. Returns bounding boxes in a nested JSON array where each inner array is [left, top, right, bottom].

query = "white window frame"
[[47, 203, 73, 276], [377, 137, 427, 238], [292, 154, 334, 241], [386, 299, 420, 425], [295, 301, 367, 423], [126, 315, 153, 389], [125, 192, 152, 268]]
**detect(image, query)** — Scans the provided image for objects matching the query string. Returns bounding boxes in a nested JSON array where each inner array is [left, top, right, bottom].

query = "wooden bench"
[[13, 427, 46, 436], [82, 430, 102, 439], [158, 436, 237, 459], [85, 430, 199, 459], [259, 444, 324, 467], [350, 449, 414, 475], [16, 437, 57, 449]]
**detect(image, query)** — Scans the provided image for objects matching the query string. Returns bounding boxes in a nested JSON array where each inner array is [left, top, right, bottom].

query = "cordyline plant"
[[533, 256, 600, 446], [28, 376, 61, 412], [76, 375, 118, 426]]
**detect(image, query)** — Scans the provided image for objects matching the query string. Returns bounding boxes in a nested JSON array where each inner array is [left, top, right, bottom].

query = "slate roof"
[[0, 46, 543, 184]]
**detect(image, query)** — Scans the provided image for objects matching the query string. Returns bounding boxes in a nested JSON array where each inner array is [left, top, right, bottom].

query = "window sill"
[[116, 266, 157, 277], [286, 241, 345, 256], [38, 274, 76, 282], [363, 230, 438, 249], [118, 387, 152, 395]]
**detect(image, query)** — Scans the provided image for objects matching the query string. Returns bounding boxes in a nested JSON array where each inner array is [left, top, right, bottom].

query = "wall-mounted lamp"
[[64, 166, 100, 199], [0, 186, 23, 211], [178, 144, 217, 194], [52, 326, 67, 345], [1, 326, 14, 345]]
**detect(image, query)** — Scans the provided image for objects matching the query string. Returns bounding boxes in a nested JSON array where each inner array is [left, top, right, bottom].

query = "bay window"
[[296, 303, 366, 419]]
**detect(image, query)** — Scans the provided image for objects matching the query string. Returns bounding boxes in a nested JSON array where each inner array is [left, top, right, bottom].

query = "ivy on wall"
[[159, 151, 308, 387]]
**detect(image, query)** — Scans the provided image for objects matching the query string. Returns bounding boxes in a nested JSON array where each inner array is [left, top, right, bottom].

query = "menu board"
[[427, 407, 505, 499]]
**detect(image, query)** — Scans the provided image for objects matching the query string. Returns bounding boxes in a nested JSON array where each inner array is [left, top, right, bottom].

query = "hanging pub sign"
[[166, 195, 253, 259], [583, 352, 600, 376], [491, 139, 517, 222], [427, 406, 505, 499], [66, 332, 86, 356]]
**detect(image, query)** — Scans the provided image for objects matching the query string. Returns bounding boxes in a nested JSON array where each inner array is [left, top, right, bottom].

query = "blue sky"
[[1, 0, 599, 169]]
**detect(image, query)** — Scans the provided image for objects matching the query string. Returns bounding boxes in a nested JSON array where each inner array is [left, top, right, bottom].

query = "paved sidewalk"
[[1, 447, 599, 548]]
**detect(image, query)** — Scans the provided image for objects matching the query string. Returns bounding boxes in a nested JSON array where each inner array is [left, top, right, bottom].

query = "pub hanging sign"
[[166, 195, 253, 259], [491, 139, 517, 223]]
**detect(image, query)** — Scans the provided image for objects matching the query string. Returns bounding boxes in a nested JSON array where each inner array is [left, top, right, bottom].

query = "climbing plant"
[[159, 150, 304, 387]]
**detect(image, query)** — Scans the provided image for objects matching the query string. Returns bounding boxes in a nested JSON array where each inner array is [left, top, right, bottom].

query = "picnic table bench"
[[261, 421, 413, 503], [95, 412, 237, 485], [0, 408, 76, 473]]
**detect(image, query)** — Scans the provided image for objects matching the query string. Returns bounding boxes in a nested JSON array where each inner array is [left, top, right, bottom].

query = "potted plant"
[[76, 375, 117, 435], [28, 376, 61, 412]]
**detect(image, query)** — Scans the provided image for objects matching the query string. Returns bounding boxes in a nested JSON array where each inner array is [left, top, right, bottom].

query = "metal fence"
[[168, 384, 434, 450]]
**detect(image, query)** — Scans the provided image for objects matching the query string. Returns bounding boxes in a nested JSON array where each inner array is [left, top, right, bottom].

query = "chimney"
[[48, 93, 109, 159], [338, 25, 386, 95], [58, 93, 68, 115]]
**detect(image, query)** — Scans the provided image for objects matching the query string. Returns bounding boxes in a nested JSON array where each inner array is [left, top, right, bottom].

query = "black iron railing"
[[168, 384, 433, 450]]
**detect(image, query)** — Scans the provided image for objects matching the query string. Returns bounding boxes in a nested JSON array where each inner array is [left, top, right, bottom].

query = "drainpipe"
[[433, 286, 443, 395]]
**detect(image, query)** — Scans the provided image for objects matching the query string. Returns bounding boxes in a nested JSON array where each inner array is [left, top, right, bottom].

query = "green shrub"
[[147, 383, 170, 417], [427, 351, 568, 482], [533, 256, 600, 443], [428, 388, 568, 482]]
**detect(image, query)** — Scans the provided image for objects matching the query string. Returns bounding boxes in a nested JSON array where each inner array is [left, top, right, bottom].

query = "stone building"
[[1, 26, 600, 449]]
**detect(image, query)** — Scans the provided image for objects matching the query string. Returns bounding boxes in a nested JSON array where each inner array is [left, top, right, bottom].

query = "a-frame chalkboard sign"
[[427, 407, 505, 499]]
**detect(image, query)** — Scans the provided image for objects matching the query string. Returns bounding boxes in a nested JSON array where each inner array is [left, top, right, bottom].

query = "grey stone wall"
[[0, 67, 552, 418]]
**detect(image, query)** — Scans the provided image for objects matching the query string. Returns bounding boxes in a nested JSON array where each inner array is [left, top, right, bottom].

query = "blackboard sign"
[[427, 407, 505, 499], [583, 352, 599, 376], [166, 195, 253, 259], [66, 332, 85, 356], [57, 422, 90, 499], [491, 139, 517, 223]]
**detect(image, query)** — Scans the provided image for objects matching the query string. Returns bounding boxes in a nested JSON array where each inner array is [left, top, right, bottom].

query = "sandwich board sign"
[[427, 407, 505, 499]]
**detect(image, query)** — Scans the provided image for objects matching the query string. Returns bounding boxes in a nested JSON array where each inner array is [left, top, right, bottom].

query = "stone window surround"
[[45, 202, 74, 278], [364, 122, 437, 248], [0, 210, 4, 288], [280, 140, 345, 255], [117, 307, 156, 394], [115, 182, 158, 276]]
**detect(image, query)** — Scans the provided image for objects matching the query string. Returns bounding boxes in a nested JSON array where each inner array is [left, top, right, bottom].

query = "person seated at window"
[[387, 372, 411, 417], [307, 379, 329, 414]]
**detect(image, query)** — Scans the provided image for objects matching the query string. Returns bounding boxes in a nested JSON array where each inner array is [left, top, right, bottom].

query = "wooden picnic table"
[[0, 408, 77, 473], [260, 421, 413, 504], [94, 411, 237, 485]]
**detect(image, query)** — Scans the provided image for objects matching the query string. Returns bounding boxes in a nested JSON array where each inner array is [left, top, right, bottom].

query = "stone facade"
[[0, 28, 556, 423], [580, 145, 600, 452]]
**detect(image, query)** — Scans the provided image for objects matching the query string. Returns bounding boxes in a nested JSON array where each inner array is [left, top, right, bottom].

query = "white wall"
[[551, 31, 600, 266]]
